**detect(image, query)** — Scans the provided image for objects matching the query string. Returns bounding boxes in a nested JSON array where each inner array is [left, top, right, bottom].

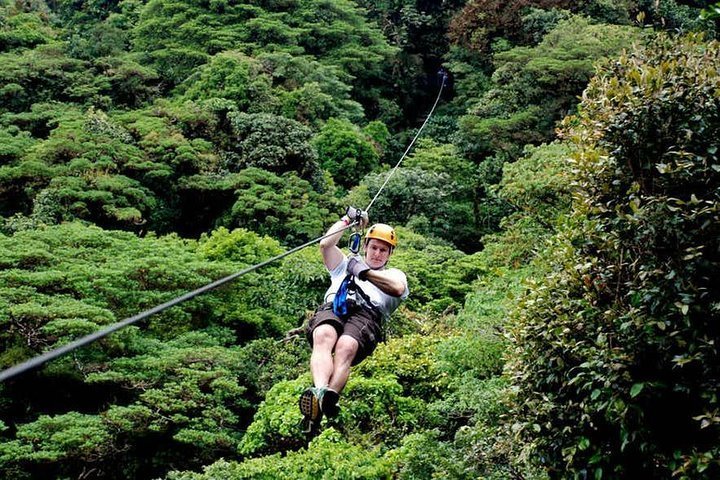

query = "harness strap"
[[332, 273, 382, 320], [332, 274, 353, 317]]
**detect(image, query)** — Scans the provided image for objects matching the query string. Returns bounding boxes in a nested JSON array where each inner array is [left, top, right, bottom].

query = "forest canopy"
[[0, 0, 718, 479]]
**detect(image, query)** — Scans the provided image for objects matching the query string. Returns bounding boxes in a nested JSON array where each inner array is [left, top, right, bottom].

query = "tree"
[[448, 0, 573, 53], [131, 0, 396, 91], [354, 0, 466, 122], [217, 167, 338, 246], [227, 112, 320, 181], [0, 6, 55, 53], [314, 117, 379, 189], [350, 165, 477, 250], [0, 222, 307, 478], [181, 51, 274, 112], [508, 33, 720, 478], [456, 15, 642, 161]]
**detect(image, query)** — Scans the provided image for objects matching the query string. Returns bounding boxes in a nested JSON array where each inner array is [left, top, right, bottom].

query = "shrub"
[[507, 33, 720, 478]]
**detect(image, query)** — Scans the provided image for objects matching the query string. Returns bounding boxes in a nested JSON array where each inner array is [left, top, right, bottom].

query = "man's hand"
[[345, 206, 369, 228], [347, 256, 370, 280]]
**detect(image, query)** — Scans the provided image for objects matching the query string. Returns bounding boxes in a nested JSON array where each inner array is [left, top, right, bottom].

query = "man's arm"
[[319, 216, 350, 271], [320, 208, 369, 271], [363, 269, 407, 298]]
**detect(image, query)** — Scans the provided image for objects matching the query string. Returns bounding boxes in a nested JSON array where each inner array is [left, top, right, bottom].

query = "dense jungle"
[[0, 0, 719, 478]]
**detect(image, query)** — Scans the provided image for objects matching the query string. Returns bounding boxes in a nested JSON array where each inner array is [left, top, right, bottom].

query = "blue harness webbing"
[[332, 274, 354, 317]]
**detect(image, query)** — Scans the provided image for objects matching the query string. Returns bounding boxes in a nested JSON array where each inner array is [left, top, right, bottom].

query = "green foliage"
[[234, 337, 309, 401], [239, 373, 433, 459], [457, 15, 642, 160], [4, 0, 707, 478], [448, 0, 573, 53], [0, 7, 55, 52], [386, 429, 472, 479], [236, 377, 311, 457], [171, 429, 392, 480], [0, 43, 102, 112], [0, 222, 323, 476], [508, 33, 720, 478], [362, 119, 391, 157], [0, 225, 207, 357], [579, 0, 636, 24], [436, 333, 504, 382], [581, 0, 714, 32], [444, 44, 493, 114], [702, 2, 720, 20], [181, 51, 274, 112], [497, 142, 574, 224], [356, 334, 445, 399], [227, 112, 319, 180], [0, 126, 35, 166], [217, 167, 338, 246], [404, 139, 475, 187], [66, 21, 128, 60], [354, 165, 477, 250], [256, 51, 364, 125], [87, 337, 249, 452], [0, 331, 254, 478], [0, 103, 232, 232], [640, 0, 717, 34], [313, 117, 379, 189], [391, 235, 484, 313], [354, 0, 465, 120], [519, 7, 572, 45], [0, 412, 114, 463], [92, 56, 160, 107], [132, 0, 396, 90], [198, 226, 283, 265], [0, 108, 158, 228]]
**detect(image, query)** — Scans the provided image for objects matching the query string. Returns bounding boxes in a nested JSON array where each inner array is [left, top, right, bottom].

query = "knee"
[[334, 337, 358, 364], [312, 324, 337, 349]]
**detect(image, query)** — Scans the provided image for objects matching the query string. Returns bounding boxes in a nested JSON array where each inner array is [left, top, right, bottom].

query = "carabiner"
[[348, 232, 361, 254]]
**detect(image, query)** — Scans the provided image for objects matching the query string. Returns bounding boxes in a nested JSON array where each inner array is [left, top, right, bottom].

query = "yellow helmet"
[[365, 223, 397, 248]]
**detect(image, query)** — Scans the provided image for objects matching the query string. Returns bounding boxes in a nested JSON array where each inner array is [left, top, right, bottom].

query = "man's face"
[[364, 238, 392, 269]]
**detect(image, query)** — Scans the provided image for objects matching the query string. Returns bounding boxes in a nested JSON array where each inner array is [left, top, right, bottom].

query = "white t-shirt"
[[323, 256, 409, 320]]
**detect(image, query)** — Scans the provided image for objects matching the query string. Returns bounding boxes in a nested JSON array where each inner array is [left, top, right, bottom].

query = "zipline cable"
[[0, 75, 447, 383], [0, 223, 357, 383], [365, 74, 446, 212]]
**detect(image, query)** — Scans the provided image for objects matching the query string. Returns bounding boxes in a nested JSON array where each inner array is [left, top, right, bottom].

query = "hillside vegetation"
[[0, 0, 718, 479]]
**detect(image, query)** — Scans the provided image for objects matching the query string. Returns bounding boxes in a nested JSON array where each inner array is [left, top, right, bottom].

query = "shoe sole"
[[299, 389, 321, 422]]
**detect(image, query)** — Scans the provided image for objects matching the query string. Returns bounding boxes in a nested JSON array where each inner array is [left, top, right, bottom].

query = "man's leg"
[[300, 323, 338, 429], [328, 334, 359, 393], [311, 324, 338, 388], [317, 334, 358, 418]]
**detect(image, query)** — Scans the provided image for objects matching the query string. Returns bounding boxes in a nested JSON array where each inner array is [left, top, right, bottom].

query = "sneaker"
[[320, 388, 340, 418], [299, 388, 322, 422]]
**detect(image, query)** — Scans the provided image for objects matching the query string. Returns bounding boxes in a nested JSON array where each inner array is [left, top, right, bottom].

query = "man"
[[300, 207, 409, 431]]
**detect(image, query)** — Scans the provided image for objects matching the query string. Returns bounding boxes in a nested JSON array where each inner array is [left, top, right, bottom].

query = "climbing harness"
[[0, 72, 448, 384], [331, 205, 366, 316], [332, 273, 354, 317]]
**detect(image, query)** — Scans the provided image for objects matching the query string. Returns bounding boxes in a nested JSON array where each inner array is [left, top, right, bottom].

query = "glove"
[[347, 256, 370, 280], [345, 206, 369, 227]]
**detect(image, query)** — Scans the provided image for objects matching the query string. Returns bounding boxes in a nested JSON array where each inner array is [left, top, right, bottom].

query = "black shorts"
[[306, 302, 383, 365]]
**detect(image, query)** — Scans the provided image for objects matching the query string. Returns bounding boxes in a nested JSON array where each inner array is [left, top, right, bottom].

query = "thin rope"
[[365, 75, 446, 212], [0, 223, 357, 383]]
